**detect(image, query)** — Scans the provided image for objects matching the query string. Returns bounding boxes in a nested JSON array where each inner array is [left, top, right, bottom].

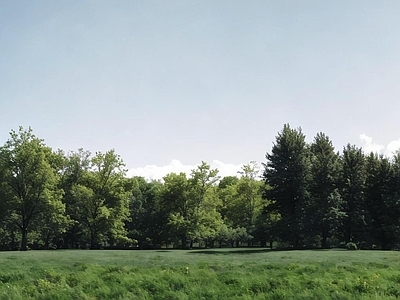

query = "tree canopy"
[[0, 125, 400, 250]]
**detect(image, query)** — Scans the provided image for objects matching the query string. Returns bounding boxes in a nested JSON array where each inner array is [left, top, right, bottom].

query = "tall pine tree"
[[263, 124, 310, 248], [309, 132, 344, 248], [340, 144, 366, 243]]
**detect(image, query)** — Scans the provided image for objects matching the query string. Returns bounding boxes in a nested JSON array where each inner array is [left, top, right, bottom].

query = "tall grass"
[[0, 249, 400, 299]]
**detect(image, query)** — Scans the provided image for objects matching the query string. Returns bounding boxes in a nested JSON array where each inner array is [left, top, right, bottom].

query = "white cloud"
[[359, 134, 400, 157], [127, 159, 244, 181], [386, 139, 400, 157], [359, 133, 385, 155]]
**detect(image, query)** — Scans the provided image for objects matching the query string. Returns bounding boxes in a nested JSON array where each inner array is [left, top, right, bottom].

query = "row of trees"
[[0, 127, 269, 251], [0, 125, 399, 251], [264, 124, 400, 249]]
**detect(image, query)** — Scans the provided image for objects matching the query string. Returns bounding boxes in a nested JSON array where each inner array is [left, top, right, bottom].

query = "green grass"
[[1, 249, 400, 299]]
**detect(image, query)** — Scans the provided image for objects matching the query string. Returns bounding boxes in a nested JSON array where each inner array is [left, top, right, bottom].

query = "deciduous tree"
[[0, 127, 65, 250], [71, 150, 131, 248]]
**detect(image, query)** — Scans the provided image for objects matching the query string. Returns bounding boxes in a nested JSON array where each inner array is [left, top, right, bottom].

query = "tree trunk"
[[181, 235, 187, 249], [321, 226, 328, 248], [269, 240, 273, 249], [210, 240, 214, 248], [90, 228, 96, 249], [20, 228, 28, 251]]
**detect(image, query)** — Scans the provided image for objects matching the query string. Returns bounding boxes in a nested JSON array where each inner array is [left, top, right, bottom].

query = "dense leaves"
[[0, 127, 66, 250], [1, 125, 400, 250], [263, 124, 310, 248], [308, 133, 344, 248]]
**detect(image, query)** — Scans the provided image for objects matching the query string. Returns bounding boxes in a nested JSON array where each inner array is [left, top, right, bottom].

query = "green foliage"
[[364, 153, 400, 249], [70, 150, 131, 248], [263, 124, 311, 247], [159, 162, 222, 248], [2, 124, 400, 250], [58, 149, 91, 248], [340, 144, 367, 243], [0, 127, 66, 250], [308, 133, 345, 248], [125, 177, 165, 248], [160, 172, 192, 247]]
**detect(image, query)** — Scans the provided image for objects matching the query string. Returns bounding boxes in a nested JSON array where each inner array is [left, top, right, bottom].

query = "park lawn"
[[0, 249, 400, 299]]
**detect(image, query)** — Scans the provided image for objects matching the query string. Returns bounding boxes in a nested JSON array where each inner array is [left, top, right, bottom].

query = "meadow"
[[1, 248, 400, 299]]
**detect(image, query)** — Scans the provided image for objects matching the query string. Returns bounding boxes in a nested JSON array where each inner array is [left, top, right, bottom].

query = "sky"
[[1, 1, 400, 180]]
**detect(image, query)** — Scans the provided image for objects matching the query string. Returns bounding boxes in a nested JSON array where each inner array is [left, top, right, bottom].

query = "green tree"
[[262, 124, 311, 248], [339, 144, 366, 243], [71, 150, 131, 248], [188, 161, 220, 246], [221, 162, 265, 246], [253, 206, 280, 248], [59, 149, 91, 248], [237, 162, 264, 240], [0, 127, 65, 250], [125, 177, 165, 248], [188, 161, 220, 209], [160, 162, 221, 248], [217, 176, 239, 220], [159, 172, 192, 248], [194, 186, 224, 247], [364, 153, 396, 249], [218, 176, 239, 189], [309, 133, 345, 248], [0, 164, 15, 249]]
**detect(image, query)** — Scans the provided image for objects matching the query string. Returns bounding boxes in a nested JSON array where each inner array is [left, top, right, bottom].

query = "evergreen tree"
[[262, 124, 311, 248], [339, 144, 366, 243], [309, 132, 345, 248], [364, 153, 397, 249]]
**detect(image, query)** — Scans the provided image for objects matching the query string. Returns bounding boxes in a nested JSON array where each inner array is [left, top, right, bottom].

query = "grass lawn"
[[1, 248, 400, 299]]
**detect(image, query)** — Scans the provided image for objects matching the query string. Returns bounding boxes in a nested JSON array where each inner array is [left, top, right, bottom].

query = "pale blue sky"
[[1, 1, 400, 176]]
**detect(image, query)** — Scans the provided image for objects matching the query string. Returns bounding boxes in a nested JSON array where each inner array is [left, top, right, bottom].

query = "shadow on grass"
[[187, 248, 335, 255]]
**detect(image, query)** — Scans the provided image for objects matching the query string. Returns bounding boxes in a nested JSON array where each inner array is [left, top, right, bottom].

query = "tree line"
[[0, 125, 399, 251]]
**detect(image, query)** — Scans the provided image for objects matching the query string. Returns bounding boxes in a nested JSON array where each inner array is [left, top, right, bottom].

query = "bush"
[[346, 242, 358, 250]]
